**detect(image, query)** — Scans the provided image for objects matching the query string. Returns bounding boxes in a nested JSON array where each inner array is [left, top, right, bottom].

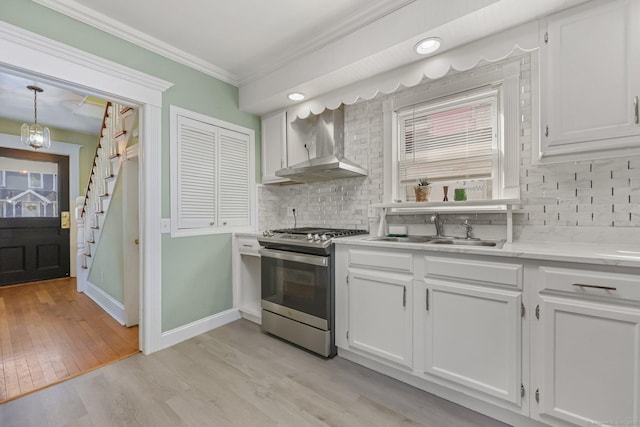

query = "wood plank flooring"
[[0, 319, 510, 426], [0, 278, 139, 403]]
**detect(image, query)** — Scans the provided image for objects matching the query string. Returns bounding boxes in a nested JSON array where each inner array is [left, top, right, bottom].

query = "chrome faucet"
[[462, 219, 473, 239], [431, 213, 444, 237]]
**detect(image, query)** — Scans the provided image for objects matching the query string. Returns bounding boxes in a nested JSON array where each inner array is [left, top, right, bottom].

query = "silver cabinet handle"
[[634, 96, 639, 124], [242, 244, 253, 248], [402, 286, 406, 307], [425, 289, 430, 311], [259, 248, 328, 267], [572, 283, 617, 291]]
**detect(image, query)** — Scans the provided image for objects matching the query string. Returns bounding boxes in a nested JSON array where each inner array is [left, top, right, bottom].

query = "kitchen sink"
[[364, 235, 504, 248], [430, 239, 505, 248], [364, 235, 436, 243]]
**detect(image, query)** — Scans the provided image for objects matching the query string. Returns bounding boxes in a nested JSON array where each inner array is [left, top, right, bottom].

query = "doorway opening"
[[0, 18, 172, 358], [0, 76, 143, 400]]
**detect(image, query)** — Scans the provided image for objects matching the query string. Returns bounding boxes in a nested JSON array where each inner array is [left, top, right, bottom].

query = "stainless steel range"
[[258, 227, 367, 357]]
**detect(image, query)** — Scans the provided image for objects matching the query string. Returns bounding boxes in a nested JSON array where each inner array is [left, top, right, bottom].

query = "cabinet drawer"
[[425, 256, 522, 288], [237, 236, 260, 256], [349, 249, 413, 273], [539, 266, 640, 301]]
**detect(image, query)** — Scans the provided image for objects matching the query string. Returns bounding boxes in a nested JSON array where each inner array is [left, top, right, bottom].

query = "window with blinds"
[[170, 106, 255, 236], [398, 91, 498, 186]]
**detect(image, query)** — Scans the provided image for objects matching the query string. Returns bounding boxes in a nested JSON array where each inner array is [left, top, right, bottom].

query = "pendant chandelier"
[[21, 85, 51, 150]]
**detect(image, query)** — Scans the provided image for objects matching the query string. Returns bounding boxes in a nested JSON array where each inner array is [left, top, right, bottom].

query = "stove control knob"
[[321, 234, 329, 241], [313, 234, 321, 241], [307, 233, 314, 241]]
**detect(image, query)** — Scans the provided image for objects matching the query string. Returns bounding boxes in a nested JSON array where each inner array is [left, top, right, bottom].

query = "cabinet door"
[[261, 110, 288, 184], [347, 269, 412, 368], [540, 0, 640, 157], [535, 294, 640, 426], [421, 279, 522, 405]]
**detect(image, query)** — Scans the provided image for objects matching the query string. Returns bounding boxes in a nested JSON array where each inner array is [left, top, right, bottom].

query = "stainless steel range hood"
[[276, 106, 367, 183]]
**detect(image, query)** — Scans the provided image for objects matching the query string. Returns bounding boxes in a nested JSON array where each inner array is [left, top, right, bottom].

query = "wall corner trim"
[[160, 309, 241, 350]]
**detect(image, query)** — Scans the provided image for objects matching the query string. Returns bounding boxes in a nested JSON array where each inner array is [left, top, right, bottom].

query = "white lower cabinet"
[[417, 255, 524, 409], [340, 248, 414, 369], [532, 266, 640, 427], [336, 243, 640, 427], [419, 278, 522, 405], [232, 234, 261, 324], [347, 270, 413, 368]]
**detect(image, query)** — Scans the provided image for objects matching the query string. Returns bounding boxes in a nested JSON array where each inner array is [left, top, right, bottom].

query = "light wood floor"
[[0, 319, 510, 427], [0, 278, 139, 403]]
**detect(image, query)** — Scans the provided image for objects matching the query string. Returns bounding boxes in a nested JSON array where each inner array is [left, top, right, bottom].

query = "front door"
[[0, 147, 70, 285]]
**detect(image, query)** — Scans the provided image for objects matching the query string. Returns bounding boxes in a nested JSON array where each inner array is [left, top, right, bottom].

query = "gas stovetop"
[[259, 227, 368, 253]]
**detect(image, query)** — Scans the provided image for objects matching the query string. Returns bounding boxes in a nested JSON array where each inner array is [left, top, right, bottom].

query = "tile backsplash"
[[258, 52, 640, 243]]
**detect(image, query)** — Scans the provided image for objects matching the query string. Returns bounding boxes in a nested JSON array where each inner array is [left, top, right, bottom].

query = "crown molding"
[[33, 0, 239, 86], [0, 20, 173, 106]]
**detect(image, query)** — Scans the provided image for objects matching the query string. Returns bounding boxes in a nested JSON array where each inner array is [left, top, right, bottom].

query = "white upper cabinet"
[[539, 0, 640, 160], [261, 110, 289, 184]]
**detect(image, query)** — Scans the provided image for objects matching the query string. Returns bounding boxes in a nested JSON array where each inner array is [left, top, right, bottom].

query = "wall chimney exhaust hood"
[[276, 106, 367, 183]]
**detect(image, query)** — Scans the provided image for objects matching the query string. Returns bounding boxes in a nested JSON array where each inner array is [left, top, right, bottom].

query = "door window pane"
[[0, 157, 58, 218]]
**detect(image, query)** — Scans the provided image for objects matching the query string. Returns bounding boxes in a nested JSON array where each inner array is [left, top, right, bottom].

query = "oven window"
[[261, 255, 330, 321]]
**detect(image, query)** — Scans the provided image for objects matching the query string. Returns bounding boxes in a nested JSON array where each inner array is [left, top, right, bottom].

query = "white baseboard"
[[85, 281, 126, 325], [161, 308, 241, 349]]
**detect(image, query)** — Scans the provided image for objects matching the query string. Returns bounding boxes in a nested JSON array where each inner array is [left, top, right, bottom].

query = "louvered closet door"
[[177, 116, 217, 229], [218, 127, 250, 227]]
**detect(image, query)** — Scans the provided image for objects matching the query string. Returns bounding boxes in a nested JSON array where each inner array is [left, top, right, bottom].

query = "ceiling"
[[0, 71, 105, 135], [4, 0, 590, 128]]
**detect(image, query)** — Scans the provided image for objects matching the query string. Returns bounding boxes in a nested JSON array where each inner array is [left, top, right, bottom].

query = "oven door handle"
[[259, 248, 329, 267]]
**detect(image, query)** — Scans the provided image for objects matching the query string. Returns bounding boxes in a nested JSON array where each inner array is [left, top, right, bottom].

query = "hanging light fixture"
[[21, 85, 51, 150]]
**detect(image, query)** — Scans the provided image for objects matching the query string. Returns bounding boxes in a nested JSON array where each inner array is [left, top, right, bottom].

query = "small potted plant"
[[414, 178, 431, 202]]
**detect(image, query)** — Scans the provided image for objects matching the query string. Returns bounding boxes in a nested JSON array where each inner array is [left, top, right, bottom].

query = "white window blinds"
[[398, 92, 497, 184], [177, 116, 217, 229]]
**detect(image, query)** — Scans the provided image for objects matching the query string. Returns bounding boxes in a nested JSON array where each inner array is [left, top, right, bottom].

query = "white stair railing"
[[75, 102, 136, 291]]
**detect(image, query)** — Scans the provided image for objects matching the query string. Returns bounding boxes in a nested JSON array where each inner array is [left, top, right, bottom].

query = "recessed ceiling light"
[[415, 37, 441, 55], [288, 92, 305, 101]]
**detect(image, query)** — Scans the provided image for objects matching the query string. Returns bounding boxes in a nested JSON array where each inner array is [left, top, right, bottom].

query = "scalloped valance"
[[288, 21, 539, 120]]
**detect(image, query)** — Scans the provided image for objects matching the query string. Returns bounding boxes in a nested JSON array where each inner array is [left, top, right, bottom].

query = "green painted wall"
[[1, 0, 261, 332], [88, 176, 124, 303], [161, 234, 232, 330], [0, 117, 97, 193]]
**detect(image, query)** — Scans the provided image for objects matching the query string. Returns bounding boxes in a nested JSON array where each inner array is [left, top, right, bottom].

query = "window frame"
[[382, 59, 523, 204], [28, 172, 43, 189], [169, 105, 256, 237], [396, 87, 500, 199]]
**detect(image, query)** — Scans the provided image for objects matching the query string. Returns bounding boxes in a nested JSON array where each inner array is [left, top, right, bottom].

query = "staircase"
[[75, 102, 136, 292]]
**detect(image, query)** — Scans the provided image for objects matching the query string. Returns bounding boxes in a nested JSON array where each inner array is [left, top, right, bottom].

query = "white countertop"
[[234, 232, 260, 238], [335, 235, 640, 269]]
